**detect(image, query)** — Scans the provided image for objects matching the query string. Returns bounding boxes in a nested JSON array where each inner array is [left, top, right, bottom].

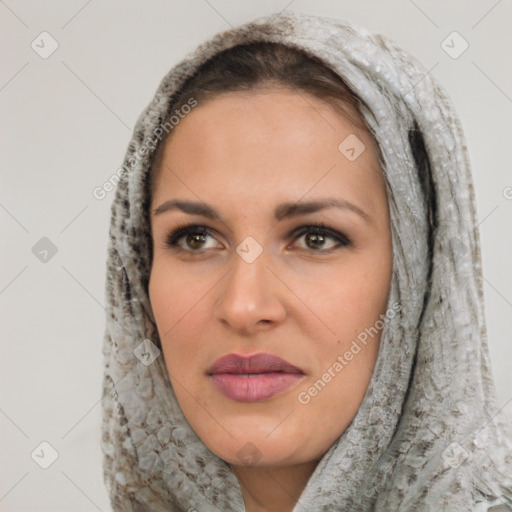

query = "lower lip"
[[210, 373, 305, 402]]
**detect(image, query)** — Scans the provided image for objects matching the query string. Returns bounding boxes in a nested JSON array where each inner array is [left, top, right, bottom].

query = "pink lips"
[[207, 353, 305, 403]]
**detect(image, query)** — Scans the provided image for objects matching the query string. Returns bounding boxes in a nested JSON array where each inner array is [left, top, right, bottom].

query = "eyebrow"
[[152, 197, 372, 225]]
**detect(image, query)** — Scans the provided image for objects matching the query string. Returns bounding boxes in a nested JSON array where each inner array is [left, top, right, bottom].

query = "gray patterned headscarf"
[[100, 11, 512, 511]]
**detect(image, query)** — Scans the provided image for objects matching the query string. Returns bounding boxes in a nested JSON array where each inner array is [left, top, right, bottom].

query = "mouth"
[[207, 352, 304, 375], [207, 353, 305, 402]]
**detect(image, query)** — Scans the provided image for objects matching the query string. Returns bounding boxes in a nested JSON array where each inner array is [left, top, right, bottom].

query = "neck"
[[229, 460, 319, 512]]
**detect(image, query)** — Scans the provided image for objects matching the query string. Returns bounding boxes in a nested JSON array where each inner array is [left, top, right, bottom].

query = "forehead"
[[153, 89, 385, 212], [166, 88, 372, 154]]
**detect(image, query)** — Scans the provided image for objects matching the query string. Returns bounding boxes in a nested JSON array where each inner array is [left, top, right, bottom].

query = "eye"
[[164, 222, 351, 254], [165, 223, 221, 252], [289, 222, 351, 252]]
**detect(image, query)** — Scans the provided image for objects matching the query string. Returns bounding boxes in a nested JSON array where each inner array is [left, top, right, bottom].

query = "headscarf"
[[100, 10, 512, 511]]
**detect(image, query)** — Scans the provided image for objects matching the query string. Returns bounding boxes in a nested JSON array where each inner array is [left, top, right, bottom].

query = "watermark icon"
[[441, 31, 469, 59], [32, 237, 58, 263], [134, 338, 161, 366], [92, 97, 198, 200], [31, 441, 59, 469], [338, 134, 366, 161], [31, 31, 59, 59], [503, 186, 512, 200], [236, 236, 263, 263], [297, 301, 402, 405], [236, 442, 263, 465], [441, 441, 468, 468]]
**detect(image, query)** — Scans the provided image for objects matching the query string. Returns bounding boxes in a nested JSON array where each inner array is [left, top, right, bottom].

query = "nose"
[[214, 248, 287, 336]]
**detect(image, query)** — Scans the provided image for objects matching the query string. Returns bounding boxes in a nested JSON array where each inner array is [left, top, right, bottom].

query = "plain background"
[[1, 1, 511, 510]]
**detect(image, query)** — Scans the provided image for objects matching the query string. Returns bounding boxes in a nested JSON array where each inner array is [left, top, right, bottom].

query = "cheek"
[[149, 264, 192, 359], [292, 254, 391, 336], [293, 265, 388, 439], [148, 262, 214, 379], [149, 259, 206, 331], [289, 250, 392, 397]]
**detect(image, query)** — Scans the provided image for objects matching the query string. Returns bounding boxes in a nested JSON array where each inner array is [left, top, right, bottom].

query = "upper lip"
[[207, 353, 305, 375]]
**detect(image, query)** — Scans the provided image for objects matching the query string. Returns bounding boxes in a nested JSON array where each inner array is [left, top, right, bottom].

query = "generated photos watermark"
[[297, 301, 402, 405], [92, 97, 198, 200]]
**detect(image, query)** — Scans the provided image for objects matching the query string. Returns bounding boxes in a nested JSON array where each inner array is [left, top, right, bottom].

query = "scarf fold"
[[101, 11, 512, 511]]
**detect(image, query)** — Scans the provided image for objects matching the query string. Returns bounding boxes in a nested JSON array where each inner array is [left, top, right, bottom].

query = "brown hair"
[[149, 41, 378, 198]]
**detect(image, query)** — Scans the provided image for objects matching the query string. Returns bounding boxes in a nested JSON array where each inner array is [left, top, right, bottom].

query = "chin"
[[196, 425, 311, 468]]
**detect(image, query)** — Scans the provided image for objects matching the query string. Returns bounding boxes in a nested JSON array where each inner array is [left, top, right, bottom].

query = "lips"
[[207, 353, 305, 403], [207, 353, 304, 376]]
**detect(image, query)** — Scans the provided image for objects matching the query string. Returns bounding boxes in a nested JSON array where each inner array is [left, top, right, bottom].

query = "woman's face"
[[149, 88, 393, 469]]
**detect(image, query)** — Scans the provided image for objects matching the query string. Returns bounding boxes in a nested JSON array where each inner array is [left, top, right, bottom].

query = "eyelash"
[[164, 222, 351, 254]]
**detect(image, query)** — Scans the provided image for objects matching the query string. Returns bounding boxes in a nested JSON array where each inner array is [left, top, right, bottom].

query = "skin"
[[148, 88, 393, 512]]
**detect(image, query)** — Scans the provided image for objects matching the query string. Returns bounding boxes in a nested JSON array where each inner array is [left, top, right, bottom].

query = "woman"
[[101, 11, 512, 511]]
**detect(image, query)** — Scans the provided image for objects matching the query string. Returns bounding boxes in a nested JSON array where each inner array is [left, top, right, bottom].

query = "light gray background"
[[1, 1, 511, 510]]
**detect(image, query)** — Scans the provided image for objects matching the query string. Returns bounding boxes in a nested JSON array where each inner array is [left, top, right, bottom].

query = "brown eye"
[[164, 222, 351, 254], [183, 232, 208, 250], [166, 225, 220, 252], [290, 223, 351, 252], [301, 231, 335, 250]]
